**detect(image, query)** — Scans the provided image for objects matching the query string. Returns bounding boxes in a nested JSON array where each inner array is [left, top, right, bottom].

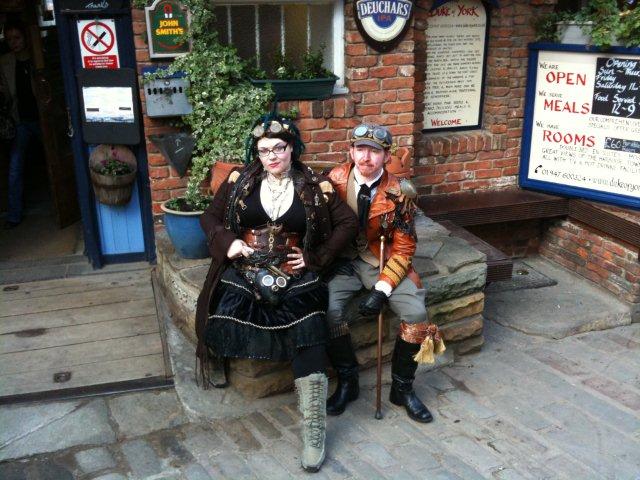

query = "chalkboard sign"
[[592, 57, 640, 120], [604, 137, 640, 155], [520, 44, 640, 210], [149, 133, 194, 177]]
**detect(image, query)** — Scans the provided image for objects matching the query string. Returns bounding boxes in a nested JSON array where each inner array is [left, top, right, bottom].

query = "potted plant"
[[248, 47, 338, 101], [145, 0, 273, 258], [89, 145, 137, 206], [533, 1, 640, 49]]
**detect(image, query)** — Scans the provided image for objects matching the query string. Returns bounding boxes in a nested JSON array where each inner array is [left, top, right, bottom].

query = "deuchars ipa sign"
[[355, 0, 413, 51], [145, 0, 190, 58]]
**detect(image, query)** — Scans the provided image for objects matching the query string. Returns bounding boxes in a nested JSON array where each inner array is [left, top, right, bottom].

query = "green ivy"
[[142, 0, 273, 210], [618, 7, 640, 47]]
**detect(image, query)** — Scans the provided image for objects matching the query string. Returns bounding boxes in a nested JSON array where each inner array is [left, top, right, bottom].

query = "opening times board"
[[520, 45, 640, 209]]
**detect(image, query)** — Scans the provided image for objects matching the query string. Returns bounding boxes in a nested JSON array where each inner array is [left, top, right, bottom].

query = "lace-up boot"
[[326, 334, 359, 415], [295, 372, 328, 472], [389, 336, 433, 423]]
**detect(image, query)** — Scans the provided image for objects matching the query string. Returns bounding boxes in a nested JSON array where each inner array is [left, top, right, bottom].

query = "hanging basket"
[[89, 145, 138, 206], [89, 168, 137, 206]]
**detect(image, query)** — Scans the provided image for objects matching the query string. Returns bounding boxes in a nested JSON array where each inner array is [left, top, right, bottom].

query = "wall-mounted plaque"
[[58, 0, 126, 13], [145, 0, 191, 58], [520, 44, 640, 209], [423, 0, 489, 132], [354, 0, 413, 52]]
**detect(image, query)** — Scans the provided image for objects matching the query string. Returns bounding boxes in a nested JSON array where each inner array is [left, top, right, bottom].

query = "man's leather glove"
[[359, 289, 388, 316]]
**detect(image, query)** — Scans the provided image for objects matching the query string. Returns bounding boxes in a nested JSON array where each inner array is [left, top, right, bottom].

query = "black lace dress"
[[203, 183, 329, 361]]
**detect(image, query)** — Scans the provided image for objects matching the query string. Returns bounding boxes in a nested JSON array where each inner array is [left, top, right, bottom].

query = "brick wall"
[[467, 219, 544, 258], [412, 0, 556, 197], [132, 8, 187, 219], [134, 0, 560, 221], [540, 219, 640, 304], [132, 3, 418, 223]]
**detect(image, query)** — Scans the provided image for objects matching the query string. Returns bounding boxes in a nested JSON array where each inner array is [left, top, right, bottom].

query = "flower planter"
[[210, 160, 239, 194], [250, 76, 338, 101], [90, 169, 137, 206], [88, 145, 138, 206], [161, 201, 209, 259], [557, 21, 593, 44], [556, 21, 621, 46], [386, 147, 413, 180]]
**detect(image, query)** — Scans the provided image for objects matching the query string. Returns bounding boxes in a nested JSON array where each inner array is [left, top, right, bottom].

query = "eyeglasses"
[[352, 124, 391, 147], [257, 143, 289, 158]]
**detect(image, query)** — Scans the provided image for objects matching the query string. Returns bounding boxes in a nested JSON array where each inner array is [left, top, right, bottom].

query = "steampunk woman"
[[194, 113, 357, 472]]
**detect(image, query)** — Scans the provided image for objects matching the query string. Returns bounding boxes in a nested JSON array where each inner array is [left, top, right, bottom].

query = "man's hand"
[[359, 289, 388, 316]]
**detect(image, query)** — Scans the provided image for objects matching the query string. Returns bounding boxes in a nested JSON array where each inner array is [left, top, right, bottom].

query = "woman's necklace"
[[263, 172, 292, 221]]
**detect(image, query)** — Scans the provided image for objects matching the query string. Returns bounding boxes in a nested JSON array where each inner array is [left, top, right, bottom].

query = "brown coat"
[[195, 162, 358, 362], [328, 162, 421, 288]]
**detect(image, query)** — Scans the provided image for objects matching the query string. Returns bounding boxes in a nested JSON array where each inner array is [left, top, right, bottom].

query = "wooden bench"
[[417, 189, 571, 283], [569, 200, 640, 249], [417, 189, 570, 227]]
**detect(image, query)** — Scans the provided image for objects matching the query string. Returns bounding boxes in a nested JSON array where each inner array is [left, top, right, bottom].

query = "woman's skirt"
[[204, 266, 328, 361]]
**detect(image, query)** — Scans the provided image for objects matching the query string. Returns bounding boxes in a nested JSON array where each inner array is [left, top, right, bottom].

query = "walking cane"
[[375, 235, 385, 420]]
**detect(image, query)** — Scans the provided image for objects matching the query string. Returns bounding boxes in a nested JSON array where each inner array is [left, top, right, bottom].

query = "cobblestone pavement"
[[1, 318, 639, 479]]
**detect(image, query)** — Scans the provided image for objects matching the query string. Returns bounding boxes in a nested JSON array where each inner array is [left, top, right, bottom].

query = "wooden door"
[[31, 26, 80, 228]]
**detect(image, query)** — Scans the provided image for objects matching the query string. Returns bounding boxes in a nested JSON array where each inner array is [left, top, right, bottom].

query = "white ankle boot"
[[295, 372, 328, 472]]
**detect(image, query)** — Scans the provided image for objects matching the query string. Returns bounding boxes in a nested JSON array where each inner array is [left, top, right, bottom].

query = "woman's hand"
[[287, 246, 306, 270], [226, 239, 254, 259]]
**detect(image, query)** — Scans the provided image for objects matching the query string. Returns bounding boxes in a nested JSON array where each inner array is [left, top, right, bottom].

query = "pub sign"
[[354, 0, 414, 52], [145, 0, 191, 58]]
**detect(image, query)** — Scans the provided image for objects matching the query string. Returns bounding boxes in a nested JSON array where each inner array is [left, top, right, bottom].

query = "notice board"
[[520, 44, 640, 209], [423, 0, 489, 132]]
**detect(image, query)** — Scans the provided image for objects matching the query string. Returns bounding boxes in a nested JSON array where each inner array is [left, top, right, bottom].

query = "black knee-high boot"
[[326, 333, 359, 416], [389, 336, 433, 423]]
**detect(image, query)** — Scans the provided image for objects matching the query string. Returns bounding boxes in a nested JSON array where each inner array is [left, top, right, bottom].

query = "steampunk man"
[[325, 123, 444, 423]]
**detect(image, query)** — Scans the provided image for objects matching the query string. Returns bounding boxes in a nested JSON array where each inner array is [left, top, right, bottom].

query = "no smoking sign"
[[77, 19, 120, 69]]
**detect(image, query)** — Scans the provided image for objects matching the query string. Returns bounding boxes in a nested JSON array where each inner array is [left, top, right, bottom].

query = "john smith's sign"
[[355, 0, 413, 52]]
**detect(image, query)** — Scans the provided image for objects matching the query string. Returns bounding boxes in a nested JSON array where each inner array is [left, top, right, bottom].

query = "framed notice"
[[77, 68, 140, 145], [77, 19, 120, 69], [520, 44, 640, 210], [423, 0, 489, 132]]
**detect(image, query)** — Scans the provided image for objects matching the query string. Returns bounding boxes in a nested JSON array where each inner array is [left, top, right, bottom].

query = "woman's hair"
[[3, 19, 28, 38], [244, 113, 305, 165]]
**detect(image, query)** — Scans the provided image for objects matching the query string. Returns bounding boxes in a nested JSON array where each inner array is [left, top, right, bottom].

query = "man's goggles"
[[351, 124, 392, 149]]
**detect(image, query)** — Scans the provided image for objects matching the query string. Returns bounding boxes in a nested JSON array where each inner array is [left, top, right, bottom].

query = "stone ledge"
[[156, 211, 487, 398]]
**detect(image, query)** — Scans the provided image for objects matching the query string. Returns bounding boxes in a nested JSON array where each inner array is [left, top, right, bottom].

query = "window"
[[211, 0, 345, 91]]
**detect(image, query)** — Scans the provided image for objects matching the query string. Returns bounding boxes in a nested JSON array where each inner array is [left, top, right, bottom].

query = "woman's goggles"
[[351, 124, 392, 149], [252, 120, 290, 138]]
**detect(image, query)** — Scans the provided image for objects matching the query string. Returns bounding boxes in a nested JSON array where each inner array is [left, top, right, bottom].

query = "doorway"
[[0, 6, 82, 264]]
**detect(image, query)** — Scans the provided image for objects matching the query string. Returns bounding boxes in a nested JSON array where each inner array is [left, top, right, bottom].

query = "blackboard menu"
[[521, 47, 640, 209], [592, 57, 640, 120]]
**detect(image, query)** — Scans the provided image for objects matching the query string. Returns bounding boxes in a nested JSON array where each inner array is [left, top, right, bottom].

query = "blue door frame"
[[53, 0, 155, 268]]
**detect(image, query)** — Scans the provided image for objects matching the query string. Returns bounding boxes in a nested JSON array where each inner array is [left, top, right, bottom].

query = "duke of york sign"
[[355, 0, 413, 52]]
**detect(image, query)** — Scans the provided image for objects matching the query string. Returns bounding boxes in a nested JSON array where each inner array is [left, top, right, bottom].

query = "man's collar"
[[354, 168, 384, 188]]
